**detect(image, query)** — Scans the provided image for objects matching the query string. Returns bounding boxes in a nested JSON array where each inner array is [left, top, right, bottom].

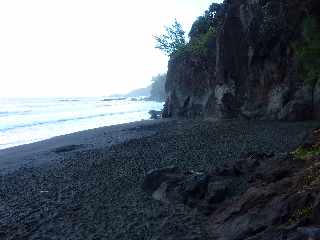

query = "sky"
[[0, 0, 222, 98]]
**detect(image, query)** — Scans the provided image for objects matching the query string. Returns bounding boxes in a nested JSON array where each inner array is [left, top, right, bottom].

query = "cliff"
[[163, 0, 320, 121]]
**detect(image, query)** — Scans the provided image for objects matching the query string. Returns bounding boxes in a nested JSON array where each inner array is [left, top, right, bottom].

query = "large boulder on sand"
[[142, 166, 211, 206]]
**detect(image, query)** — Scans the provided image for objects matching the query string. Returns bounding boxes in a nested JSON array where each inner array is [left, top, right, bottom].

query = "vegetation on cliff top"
[[175, 3, 223, 58], [154, 19, 186, 56], [154, 3, 223, 58], [188, 3, 223, 40]]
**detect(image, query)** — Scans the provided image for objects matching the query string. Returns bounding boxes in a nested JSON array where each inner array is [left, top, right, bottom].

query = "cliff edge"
[[163, 0, 320, 121]]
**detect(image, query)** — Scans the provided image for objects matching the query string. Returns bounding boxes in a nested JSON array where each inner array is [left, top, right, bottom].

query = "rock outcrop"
[[163, 0, 320, 120], [143, 128, 320, 239]]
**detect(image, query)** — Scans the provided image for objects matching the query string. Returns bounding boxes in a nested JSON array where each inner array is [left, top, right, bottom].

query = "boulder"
[[142, 167, 211, 206], [148, 110, 162, 120], [142, 166, 182, 194]]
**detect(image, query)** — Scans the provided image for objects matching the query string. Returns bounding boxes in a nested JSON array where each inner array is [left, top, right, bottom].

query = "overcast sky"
[[0, 0, 222, 98]]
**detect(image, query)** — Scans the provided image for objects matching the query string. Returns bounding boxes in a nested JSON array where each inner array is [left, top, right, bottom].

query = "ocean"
[[0, 97, 163, 150]]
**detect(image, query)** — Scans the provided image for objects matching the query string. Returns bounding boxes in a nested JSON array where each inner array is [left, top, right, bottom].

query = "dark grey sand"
[[0, 119, 319, 240]]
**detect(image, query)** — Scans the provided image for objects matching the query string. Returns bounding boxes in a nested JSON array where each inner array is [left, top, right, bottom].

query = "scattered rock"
[[53, 144, 85, 154], [142, 167, 211, 207], [207, 185, 229, 204], [149, 110, 162, 119], [142, 166, 184, 194], [179, 173, 210, 205], [101, 97, 126, 102]]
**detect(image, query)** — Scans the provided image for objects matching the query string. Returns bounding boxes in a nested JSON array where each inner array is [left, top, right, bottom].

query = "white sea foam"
[[0, 97, 163, 150]]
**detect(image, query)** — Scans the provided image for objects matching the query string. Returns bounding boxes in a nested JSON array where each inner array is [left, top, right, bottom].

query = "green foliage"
[[154, 19, 186, 56], [189, 3, 222, 40], [293, 145, 320, 160], [174, 26, 216, 59], [295, 16, 320, 86], [288, 206, 313, 225], [190, 27, 216, 55], [150, 73, 166, 101], [189, 16, 211, 40], [205, 2, 224, 21], [301, 169, 320, 188], [155, 3, 223, 59], [172, 2, 222, 59]]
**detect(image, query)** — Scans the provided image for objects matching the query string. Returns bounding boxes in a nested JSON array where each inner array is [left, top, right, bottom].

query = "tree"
[[189, 16, 210, 40], [205, 3, 224, 22], [189, 3, 223, 40], [154, 19, 186, 56]]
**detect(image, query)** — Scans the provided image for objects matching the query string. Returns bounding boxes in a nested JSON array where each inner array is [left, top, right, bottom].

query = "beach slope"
[[0, 119, 318, 239]]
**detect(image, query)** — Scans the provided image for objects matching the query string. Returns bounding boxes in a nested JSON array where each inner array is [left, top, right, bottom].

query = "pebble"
[[0, 119, 319, 240]]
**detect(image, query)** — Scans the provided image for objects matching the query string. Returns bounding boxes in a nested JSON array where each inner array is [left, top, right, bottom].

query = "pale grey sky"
[[0, 0, 222, 98]]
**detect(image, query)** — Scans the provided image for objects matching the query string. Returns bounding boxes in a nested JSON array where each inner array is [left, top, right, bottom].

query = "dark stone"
[[271, 169, 292, 182], [148, 110, 162, 119], [142, 167, 211, 207], [180, 174, 210, 203], [142, 166, 182, 194], [208, 186, 229, 204], [101, 97, 126, 102], [246, 152, 275, 160], [53, 144, 85, 154], [279, 102, 314, 121]]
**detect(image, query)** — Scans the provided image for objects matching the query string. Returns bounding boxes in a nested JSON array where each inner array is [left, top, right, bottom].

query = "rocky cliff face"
[[163, 0, 320, 121]]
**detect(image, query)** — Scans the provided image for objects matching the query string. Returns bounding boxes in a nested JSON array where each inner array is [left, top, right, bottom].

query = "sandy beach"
[[0, 119, 319, 240]]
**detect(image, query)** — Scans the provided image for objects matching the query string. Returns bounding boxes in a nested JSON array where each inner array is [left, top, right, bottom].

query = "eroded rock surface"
[[143, 128, 320, 240], [164, 0, 320, 121]]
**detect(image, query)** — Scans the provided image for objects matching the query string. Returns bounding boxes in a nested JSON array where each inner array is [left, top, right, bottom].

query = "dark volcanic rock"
[[207, 185, 229, 205], [142, 167, 211, 207], [148, 110, 162, 120], [142, 166, 182, 194], [53, 144, 86, 153], [208, 130, 320, 240], [143, 128, 320, 240], [163, 0, 320, 121]]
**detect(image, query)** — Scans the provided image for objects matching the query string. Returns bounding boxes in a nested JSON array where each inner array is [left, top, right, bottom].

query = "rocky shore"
[[0, 119, 319, 239]]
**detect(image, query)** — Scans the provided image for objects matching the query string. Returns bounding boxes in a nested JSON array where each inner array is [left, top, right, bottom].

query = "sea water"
[[0, 97, 163, 150]]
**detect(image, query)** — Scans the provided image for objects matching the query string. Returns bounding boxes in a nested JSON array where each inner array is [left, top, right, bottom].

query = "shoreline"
[[1, 119, 319, 239], [0, 119, 167, 174], [0, 97, 164, 151]]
